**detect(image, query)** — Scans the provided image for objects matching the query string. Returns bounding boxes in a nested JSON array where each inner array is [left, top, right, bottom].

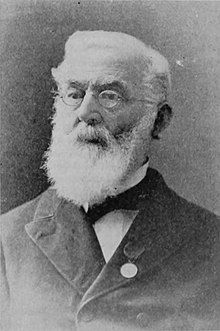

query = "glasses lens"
[[62, 89, 85, 107], [98, 90, 121, 108]]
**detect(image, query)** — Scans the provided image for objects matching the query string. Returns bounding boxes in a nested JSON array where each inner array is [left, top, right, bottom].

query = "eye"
[[98, 90, 123, 108], [99, 90, 121, 101], [62, 88, 85, 107], [66, 88, 85, 100]]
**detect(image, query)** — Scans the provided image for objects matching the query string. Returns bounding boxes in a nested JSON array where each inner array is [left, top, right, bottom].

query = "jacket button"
[[136, 312, 149, 327], [123, 242, 145, 260], [120, 263, 138, 278]]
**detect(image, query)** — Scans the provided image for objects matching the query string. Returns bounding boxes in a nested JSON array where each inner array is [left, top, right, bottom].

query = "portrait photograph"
[[0, 1, 220, 330]]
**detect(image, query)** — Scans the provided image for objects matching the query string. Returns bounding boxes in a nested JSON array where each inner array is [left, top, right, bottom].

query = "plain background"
[[0, 0, 219, 214]]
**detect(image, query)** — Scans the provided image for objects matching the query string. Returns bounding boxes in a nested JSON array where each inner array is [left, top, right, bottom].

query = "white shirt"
[[84, 163, 148, 262]]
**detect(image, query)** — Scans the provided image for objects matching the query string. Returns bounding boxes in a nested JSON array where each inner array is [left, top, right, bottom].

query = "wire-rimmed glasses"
[[60, 89, 157, 110]]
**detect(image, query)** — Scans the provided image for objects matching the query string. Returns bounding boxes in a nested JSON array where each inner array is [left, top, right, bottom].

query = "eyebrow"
[[68, 80, 87, 89], [68, 80, 129, 98]]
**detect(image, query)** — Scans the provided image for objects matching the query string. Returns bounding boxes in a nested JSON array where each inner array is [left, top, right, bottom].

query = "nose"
[[77, 92, 102, 126]]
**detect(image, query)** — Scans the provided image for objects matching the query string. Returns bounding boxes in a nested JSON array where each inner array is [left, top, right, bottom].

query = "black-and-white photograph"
[[1, 1, 219, 330]]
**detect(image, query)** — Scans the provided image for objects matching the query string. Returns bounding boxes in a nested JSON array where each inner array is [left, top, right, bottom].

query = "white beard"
[[44, 118, 139, 207], [43, 99, 153, 207]]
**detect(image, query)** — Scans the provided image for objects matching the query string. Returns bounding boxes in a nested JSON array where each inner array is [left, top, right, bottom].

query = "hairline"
[[52, 31, 171, 102]]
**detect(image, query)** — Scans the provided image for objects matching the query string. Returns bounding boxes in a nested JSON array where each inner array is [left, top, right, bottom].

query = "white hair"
[[52, 30, 171, 102]]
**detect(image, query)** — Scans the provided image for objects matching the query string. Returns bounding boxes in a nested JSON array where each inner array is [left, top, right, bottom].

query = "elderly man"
[[1, 31, 219, 331]]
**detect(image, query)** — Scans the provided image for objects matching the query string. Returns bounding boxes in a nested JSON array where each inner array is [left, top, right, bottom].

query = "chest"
[[8, 246, 218, 331]]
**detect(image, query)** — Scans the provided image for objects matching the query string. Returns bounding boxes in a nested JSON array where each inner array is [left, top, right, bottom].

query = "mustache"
[[71, 123, 113, 147]]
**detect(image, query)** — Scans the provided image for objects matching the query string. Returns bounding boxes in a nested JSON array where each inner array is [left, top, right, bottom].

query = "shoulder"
[[148, 167, 219, 223], [169, 188, 220, 255], [169, 186, 219, 223], [169, 188, 220, 241], [0, 192, 45, 241], [0, 188, 64, 242], [143, 168, 220, 254]]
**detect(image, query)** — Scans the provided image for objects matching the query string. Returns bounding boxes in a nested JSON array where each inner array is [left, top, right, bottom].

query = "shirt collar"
[[83, 161, 149, 213]]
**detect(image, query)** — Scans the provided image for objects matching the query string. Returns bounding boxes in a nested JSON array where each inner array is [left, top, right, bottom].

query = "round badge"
[[120, 263, 138, 278]]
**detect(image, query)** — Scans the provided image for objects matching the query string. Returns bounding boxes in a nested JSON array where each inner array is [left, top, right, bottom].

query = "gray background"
[[1, 0, 219, 214]]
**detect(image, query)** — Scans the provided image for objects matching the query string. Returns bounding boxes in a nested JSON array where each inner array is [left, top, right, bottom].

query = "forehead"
[[62, 47, 147, 92]]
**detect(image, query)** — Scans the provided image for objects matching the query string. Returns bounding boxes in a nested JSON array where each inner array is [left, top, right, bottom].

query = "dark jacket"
[[1, 168, 219, 330]]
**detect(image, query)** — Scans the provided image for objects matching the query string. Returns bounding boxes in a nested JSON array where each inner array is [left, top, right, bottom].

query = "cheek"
[[53, 102, 78, 134], [109, 105, 146, 135]]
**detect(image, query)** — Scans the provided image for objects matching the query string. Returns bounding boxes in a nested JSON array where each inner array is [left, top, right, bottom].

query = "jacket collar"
[[25, 188, 106, 295], [25, 168, 196, 304]]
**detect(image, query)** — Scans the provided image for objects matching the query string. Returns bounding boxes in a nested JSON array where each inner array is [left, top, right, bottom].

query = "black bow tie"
[[85, 173, 150, 225]]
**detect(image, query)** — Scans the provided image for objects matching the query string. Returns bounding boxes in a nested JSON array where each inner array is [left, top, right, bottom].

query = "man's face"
[[57, 48, 158, 156], [45, 47, 158, 206]]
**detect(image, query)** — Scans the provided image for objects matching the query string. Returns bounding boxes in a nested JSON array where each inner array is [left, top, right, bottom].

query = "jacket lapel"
[[25, 169, 197, 309], [79, 184, 196, 308], [25, 188, 105, 295]]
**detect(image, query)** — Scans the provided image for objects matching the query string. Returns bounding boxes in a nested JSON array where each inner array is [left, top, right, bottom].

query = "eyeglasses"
[[60, 89, 157, 110]]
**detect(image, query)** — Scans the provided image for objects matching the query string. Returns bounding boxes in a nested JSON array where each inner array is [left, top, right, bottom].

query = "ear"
[[151, 103, 173, 139]]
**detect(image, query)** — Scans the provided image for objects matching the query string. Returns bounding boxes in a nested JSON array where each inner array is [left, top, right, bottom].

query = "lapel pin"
[[120, 262, 138, 278]]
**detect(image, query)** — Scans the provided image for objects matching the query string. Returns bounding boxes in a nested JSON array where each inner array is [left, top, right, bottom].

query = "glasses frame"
[[60, 89, 158, 110]]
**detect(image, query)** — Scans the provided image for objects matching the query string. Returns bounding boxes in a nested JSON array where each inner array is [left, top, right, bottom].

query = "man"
[[0, 31, 219, 331]]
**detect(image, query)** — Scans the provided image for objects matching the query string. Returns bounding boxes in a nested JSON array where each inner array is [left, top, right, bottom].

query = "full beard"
[[43, 113, 139, 207]]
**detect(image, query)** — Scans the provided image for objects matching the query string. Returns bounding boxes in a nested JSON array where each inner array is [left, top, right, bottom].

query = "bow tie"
[[85, 174, 149, 225]]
